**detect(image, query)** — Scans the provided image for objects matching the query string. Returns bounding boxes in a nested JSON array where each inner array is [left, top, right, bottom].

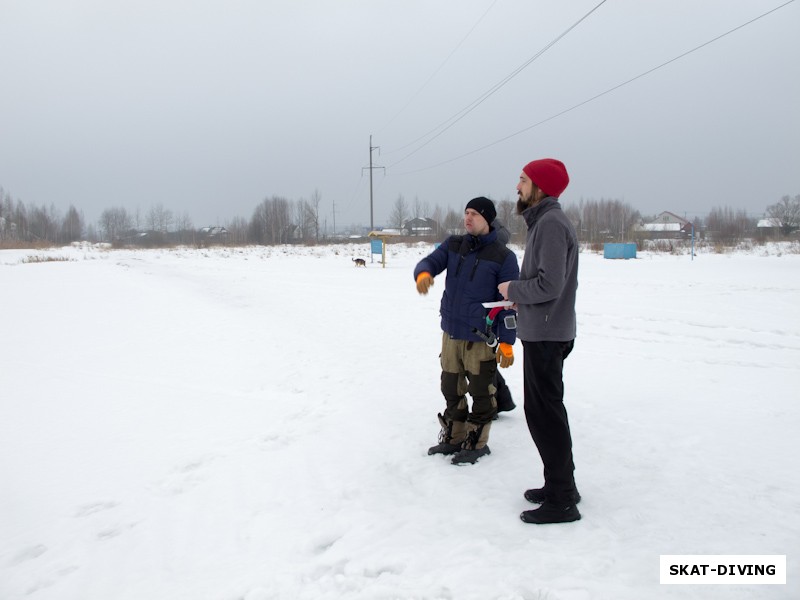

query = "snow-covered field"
[[1, 242, 798, 600]]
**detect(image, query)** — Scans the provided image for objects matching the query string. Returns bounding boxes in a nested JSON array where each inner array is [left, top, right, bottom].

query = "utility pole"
[[362, 135, 385, 231], [332, 198, 337, 236]]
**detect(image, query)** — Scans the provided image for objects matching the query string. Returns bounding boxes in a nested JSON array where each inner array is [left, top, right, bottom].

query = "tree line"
[[0, 187, 327, 247], [1, 184, 798, 248], [387, 193, 800, 246]]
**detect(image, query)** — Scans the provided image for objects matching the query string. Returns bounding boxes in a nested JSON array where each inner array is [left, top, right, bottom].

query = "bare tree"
[[0, 188, 10, 240], [442, 207, 462, 234], [147, 204, 173, 233], [706, 206, 753, 243], [174, 211, 192, 232], [766, 194, 800, 235], [431, 205, 444, 238], [14, 200, 29, 241], [305, 189, 322, 242], [29, 204, 60, 243], [61, 205, 84, 243], [295, 198, 315, 241], [132, 207, 143, 231], [0, 188, 14, 241], [99, 207, 133, 243], [389, 194, 408, 229], [225, 216, 250, 245], [85, 223, 99, 243], [174, 211, 194, 244], [564, 198, 641, 244], [413, 196, 430, 220], [251, 195, 292, 244]]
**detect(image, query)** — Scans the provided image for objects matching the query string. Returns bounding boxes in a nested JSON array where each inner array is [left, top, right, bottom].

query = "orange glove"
[[416, 272, 434, 295], [496, 342, 514, 368]]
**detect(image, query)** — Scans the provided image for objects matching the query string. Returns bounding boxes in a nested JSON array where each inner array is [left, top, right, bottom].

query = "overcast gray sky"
[[2, 0, 798, 231]]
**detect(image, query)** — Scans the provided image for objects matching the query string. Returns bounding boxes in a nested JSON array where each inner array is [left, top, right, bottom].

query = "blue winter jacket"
[[414, 229, 520, 344]]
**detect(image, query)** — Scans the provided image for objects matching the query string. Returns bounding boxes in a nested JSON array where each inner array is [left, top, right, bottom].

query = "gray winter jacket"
[[507, 197, 578, 342]]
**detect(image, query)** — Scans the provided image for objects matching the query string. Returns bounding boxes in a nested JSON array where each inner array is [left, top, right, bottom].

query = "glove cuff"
[[416, 271, 432, 283], [498, 342, 513, 357]]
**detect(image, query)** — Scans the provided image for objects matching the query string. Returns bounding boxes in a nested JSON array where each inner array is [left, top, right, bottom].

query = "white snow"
[[1, 243, 798, 600]]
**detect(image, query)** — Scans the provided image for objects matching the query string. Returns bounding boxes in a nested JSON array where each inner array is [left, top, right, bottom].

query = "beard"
[[516, 193, 531, 215]]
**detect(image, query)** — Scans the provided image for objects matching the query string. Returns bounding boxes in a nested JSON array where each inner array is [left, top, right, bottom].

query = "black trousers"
[[522, 339, 577, 504]]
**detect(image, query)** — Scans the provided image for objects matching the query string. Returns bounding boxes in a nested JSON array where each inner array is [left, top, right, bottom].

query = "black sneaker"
[[524, 487, 581, 505], [451, 446, 490, 465], [427, 442, 462, 456], [520, 501, 581, 524]]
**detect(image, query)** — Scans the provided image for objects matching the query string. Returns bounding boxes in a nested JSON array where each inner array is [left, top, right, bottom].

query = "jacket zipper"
[[469, 258, 480, 281]]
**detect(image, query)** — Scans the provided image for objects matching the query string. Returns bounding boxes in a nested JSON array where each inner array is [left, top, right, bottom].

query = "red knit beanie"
[[522, 158, 569, 198]]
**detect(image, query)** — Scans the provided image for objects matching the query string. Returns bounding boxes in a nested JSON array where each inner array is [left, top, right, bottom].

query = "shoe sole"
[[520, 510, 581, 524], [451, 448, 491, 465], [427, 444, 463, 456]]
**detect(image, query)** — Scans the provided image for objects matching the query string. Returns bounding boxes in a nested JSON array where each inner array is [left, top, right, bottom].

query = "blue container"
[[603, 243, 637, 259]]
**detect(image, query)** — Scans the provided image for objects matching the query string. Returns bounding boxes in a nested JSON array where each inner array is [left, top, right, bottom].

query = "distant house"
[[756, 217, 783, 238], [636, 211, 694, 238], [283, 224, 302, 242], [199, 226, 228, 239], [402, 217, 440, 237]]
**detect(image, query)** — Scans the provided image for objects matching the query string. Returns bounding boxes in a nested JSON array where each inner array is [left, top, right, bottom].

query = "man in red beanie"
[[498, 158, 581, 524]]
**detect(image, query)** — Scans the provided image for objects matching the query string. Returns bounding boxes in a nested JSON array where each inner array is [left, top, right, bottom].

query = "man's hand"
[[416, 272, 434, 295], [496, 342, 514, 368], [498, 281, 511, 300]]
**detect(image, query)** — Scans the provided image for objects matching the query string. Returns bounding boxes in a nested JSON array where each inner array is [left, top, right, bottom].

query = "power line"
[[384, 0, 609, 167], [393, 0, 797, 176], [338, 172, 368, 224], [377, 0, 499, 136]]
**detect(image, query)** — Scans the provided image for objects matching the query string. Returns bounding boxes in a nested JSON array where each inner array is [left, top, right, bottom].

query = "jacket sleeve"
[[507, 220, 568, 305], [495, 249, 520, 345], [413, 238, 450, 281]]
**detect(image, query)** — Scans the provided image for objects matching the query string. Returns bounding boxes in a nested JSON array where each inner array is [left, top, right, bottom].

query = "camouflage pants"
[[439, 332, 498, 425]]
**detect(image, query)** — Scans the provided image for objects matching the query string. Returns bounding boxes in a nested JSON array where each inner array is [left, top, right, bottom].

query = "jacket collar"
[[521, 196, 560, 228], [473, 227, 497, 247], [460, 228, 497, 255]]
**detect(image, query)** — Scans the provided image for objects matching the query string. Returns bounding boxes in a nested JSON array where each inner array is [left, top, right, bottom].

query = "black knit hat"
[[465, 196, 496, 224]]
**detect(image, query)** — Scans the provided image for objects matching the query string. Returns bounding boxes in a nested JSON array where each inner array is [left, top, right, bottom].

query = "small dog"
[[352, 258, 366, 267]]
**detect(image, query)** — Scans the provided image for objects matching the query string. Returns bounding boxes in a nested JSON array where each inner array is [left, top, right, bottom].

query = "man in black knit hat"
[[415, 197, 519, 464]]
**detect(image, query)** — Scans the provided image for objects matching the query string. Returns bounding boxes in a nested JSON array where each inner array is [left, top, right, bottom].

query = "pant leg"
[[440, 333, 468, 423], [494, 370, 515, 411], [463, 341, 498, 425], [522, 339, 576, 504]]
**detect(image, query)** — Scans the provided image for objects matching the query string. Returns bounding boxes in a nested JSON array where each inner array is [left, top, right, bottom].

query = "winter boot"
[[495, 372, 516, 415], [524, 487, 581, 505], [428, 414, 467, 455], [520, 501, 581, 524], [451, 421, 491, 465]]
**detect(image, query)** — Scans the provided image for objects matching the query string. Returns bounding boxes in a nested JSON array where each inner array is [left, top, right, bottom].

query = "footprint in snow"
[[74, 501, 120, 517], [152, 456, 216, 496], [8, 544, 47, 565]]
